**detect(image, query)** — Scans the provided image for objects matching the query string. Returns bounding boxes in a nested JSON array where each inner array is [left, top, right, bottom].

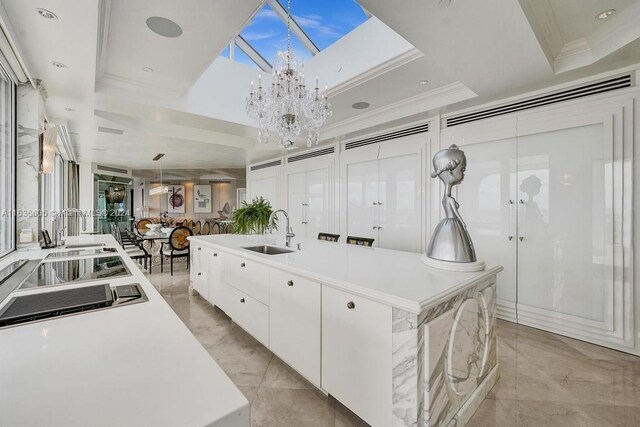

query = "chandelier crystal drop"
[[245, 0, 332, 149]]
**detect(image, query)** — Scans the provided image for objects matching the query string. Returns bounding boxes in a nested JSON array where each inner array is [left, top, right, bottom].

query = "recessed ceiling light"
[[51, 61, 66, 69], [91, 148, 107, 152], [146, 17, 183, 38], [439, 0, 452, 7], [419, 80, 429, 85], [65, 107, 75, 112], [143, 66, 154, 73], [36, 8, 57, 19], [596, 9, 616, 20], [352, 102, 370, 110]]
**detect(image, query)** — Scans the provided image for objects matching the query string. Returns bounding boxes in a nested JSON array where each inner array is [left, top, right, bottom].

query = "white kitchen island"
[[189, 234, 503, 427], [0, 235, 249, 427]]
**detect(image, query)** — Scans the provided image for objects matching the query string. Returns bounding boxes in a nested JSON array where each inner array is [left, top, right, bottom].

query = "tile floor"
[[146, 265, 640, 426]]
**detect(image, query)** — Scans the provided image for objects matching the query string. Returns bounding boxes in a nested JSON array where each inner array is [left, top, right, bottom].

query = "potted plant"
[[232, 197, 278, 234]]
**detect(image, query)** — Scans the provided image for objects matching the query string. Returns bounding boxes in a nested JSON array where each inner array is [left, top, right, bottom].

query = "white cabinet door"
[[269, 268, 321, 386], [322, 286, 392, 427], [378, 154, 420, 252], [456, 137, 518, 308], [224, 253, 270, 304], [222, 283, 270, 346], [191, 245, 208, 299], [287, 170, 308, 237], [206, 249, 225, 306], [346, 159, 379, 243], [516, 123, 609, 322], [305, 167, 330, 239]]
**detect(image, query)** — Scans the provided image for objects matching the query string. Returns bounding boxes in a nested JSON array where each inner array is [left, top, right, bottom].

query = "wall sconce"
[[40, 126, 58, 174]]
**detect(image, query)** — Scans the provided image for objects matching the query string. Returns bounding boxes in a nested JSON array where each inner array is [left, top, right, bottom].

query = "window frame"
[[0, 62, 16, 260]]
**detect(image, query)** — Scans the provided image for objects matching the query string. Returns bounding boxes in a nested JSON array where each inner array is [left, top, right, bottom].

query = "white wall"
[[78, 161, 94, 232]]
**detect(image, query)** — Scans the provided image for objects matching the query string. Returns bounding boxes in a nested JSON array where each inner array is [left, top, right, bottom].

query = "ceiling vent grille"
[[97, 126, 124, 135], [95, 164, 130, 175], [250, 159, 282, 171], [287, 146, 335, 163], [344, 123, 429, 151], [445, 74, 633, 128]]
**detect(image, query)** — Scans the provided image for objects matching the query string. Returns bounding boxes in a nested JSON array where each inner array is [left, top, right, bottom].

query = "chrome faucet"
[[52, 208, 87, 247], [268, 209, 295, 247]]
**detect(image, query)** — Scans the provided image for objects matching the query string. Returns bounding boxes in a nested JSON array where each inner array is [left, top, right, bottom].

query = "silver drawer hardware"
[[508, 236, 513, 241], [240, 262, 245, 267], [519, 237, 525, 242], [198, 247, 201, 251], [347, 301, 355, 309], [197, 272, 202, 276], [213, 253, 217, 257], [287, 280, 294, 287], [240, 298, 245, 303], [519, 199, 524, 204]]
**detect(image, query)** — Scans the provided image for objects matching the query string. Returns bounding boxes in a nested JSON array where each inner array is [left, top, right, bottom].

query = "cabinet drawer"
[[269, 268, 321, 386], [224, 254, 270, 305], [322, 286, 392, 427], [221, 283, 269, 346]]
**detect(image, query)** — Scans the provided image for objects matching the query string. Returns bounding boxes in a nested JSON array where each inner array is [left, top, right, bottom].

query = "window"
[[222, 0, 369, 70], [0, 64, 15, 257]]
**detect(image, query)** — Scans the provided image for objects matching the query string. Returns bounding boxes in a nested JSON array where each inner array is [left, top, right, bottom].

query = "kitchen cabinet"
[[190, 244, 208, 300], [321, 285, 392, 427], [224, 253, 270, 305], [221, 282, 269, 346], [269, 268, 321, 386], [341, 135, 423, 252], [285, 146, 337, 239], [247, 158, 283, 209], [445, 95, 634, 352], [205, 248, 224, 306]]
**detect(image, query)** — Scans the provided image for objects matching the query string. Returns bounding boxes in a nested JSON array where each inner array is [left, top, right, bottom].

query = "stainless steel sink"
[[243, 245, 294, 255], [64, 243, 106, 249]]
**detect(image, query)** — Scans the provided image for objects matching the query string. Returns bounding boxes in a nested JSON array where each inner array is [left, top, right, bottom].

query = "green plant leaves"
[[232, 196, 278, 235]]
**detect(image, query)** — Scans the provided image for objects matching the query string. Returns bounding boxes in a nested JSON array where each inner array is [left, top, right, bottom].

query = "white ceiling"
[[1, 0, 640, 171]]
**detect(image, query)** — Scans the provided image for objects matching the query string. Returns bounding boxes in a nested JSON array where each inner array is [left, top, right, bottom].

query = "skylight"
[[221, 0, 370, 71]]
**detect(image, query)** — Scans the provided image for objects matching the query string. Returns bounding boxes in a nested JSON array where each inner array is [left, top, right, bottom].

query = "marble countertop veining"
[[189, 234, 503, 314], [0, 235, 249, 427]]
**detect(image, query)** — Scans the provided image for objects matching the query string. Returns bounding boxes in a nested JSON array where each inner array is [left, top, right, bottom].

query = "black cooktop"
[[20, 256, 131, 289]]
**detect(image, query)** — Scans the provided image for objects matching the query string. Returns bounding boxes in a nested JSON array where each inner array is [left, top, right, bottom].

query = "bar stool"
[[346, 236, 375, 247], [318, 232, 340, 242]]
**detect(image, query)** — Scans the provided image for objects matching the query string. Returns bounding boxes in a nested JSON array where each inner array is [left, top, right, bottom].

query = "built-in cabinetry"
[[340, 134, 424, 252], [443, 94, 634, 352], [246, 159, 283, 209], [247, 131, 428, 253], [284, 146, 338, 238], [189, 236, 501, 426]]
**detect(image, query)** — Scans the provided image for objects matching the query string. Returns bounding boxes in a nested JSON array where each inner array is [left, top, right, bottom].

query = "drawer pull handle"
[[240, 298, 245, 303], [197, 272, 202, 276], [287, 280, 294, 287], [198, 247, 201, 251], [347, 301, 355, 310], [240, 262, 246, 267], [213, 253, 218, 257]]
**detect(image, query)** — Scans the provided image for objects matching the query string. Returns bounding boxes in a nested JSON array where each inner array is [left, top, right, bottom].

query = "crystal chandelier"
[[246, 0, 332, 149]]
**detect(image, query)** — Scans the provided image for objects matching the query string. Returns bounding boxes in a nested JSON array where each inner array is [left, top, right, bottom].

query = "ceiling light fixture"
[[51, 61, 67, 69], [352, 102, 370, 110], [150, 154, 169, 196], [420, 80, 429, 85], [143, 66, 154, 73], [596, 9, 616, 20], [246, 0, 332, 149], [37, 8, 58, 19], [146, 16, 183, 38]]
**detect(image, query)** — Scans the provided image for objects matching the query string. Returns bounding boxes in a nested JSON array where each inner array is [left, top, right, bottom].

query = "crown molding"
[[321, 81, 476, 141], [327, 47, 424, 98]]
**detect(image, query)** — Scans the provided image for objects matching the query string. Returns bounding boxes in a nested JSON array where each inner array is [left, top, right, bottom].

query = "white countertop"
[[189, 234, 503, 314], [0, 235, 249, 427]]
